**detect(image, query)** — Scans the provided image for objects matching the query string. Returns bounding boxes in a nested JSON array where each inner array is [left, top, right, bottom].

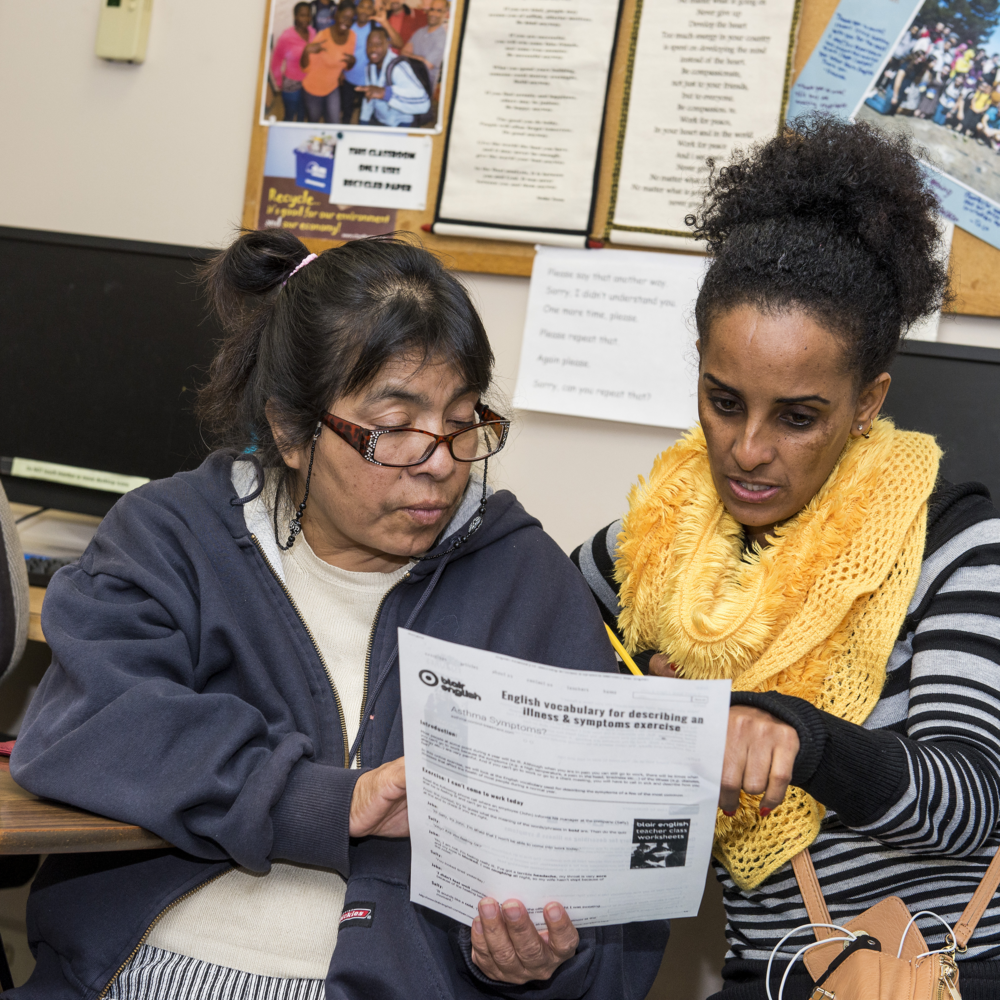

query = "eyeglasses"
[[321, 401, 509, 468]]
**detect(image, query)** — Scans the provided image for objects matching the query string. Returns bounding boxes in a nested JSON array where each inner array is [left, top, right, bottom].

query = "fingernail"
[[502, 900, 523, 920], [722, 810, 736, 817], [480, 899, 498, 920], [759, 807, 772, 816], [544, 902, 564, 921], [472, 917, 482, 935]]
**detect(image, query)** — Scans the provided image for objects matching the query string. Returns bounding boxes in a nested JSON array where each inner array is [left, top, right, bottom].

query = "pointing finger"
[[761, 732, 799, 812]]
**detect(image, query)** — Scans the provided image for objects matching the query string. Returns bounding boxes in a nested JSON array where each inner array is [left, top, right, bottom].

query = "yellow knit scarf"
[[615, 419, 940, 890]]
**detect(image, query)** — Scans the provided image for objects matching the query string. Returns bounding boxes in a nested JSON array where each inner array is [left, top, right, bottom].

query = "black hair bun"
[[204, 229, 312, 332], [688, 115, 951, 383]]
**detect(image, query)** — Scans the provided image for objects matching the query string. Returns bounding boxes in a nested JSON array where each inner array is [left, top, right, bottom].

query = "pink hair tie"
[[281, 252, 318, 288]]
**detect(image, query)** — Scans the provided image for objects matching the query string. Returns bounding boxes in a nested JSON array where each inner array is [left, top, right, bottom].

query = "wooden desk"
[[0, 758, 168, 855], [27, 587, 44, 645]]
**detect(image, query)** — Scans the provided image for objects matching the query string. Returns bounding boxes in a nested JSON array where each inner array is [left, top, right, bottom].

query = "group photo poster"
[[261, 0, 457, 134], [788, 0, 1000, 249]]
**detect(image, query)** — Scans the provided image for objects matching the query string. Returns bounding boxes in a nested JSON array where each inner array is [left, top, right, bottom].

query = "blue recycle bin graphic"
[[295, 146, 334, 194]]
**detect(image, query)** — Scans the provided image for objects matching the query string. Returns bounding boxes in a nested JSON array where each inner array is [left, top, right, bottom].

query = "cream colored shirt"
[[147, 535, 411, 979]]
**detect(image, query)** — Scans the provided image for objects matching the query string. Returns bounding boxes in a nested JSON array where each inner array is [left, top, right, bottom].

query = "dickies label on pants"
[[340, 902, 376, 928]]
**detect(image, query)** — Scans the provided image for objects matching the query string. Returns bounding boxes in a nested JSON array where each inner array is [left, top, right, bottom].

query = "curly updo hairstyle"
[[196, 230, 494, 468], [687, 115, 951, 385]]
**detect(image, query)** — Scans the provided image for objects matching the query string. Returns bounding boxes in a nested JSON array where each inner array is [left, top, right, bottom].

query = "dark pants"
[[304, 88, 342, 124], [281, 87, 307, 122], [964, 109, 985, 133], [340, 79, 359, 123]]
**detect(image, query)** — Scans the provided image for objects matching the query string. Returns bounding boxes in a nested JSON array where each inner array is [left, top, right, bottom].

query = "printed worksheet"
[[399, 629, 731, 928]]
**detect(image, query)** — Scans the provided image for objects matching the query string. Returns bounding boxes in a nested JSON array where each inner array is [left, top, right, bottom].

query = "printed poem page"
[[611, 0, 798, 238], [437, 0, 622, 233]]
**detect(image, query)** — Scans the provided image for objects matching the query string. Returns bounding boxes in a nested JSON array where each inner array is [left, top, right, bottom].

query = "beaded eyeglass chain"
[[418, 457, 489, 561], [274, 422, 322, 551]]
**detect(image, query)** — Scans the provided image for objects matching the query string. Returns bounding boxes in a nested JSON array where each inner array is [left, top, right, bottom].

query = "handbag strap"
[[791, 849, 836, 941], [791, 845, 1000, 951], [954, 846, 1000, 950]]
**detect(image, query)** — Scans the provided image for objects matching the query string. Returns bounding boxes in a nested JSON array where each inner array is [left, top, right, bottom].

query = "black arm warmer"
[[729, 691, 910, 826]]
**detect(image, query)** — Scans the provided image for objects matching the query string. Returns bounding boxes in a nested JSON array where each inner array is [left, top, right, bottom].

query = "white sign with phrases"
[[514, 246, 705, 428], [330, 131, 433, 211]]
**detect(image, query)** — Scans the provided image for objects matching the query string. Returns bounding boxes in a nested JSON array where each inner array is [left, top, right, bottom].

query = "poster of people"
[[858, 2, 1000, 206], [261, 0, 455, 133], [787, 0, 1000, 249]]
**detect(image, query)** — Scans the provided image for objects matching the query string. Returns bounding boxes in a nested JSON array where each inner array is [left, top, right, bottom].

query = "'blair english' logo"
[[340, 902, 375, 928], [419, 668, 481, 700]]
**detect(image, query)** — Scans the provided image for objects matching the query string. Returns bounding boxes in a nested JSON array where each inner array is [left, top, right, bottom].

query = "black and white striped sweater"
[[572, 482, 1000, 967]]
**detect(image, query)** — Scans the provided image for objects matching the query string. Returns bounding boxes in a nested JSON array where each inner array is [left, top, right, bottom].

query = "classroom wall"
[[1, 0, 999, 550], [0, 1, 998, 994], [0, 0, 267, 247]]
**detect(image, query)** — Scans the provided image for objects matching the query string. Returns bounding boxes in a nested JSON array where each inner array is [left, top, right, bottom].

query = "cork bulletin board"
[[242, 0, 1000, 316]]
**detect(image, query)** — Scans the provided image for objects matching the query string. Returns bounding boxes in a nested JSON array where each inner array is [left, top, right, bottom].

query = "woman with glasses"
[[9, 231, 666, 1000]]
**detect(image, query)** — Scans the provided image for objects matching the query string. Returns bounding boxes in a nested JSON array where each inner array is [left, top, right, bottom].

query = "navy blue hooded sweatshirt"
[[9, 452, 669, 1000]]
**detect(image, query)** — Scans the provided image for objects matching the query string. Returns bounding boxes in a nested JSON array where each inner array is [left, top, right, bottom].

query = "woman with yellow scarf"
[[573, 117, 1000, 998]]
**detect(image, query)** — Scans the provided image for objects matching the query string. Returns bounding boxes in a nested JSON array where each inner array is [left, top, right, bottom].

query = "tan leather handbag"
[[763, 847, 1000, 1000]]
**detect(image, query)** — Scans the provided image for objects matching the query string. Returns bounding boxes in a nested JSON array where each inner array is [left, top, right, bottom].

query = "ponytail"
[[201, 228, 310, 333]]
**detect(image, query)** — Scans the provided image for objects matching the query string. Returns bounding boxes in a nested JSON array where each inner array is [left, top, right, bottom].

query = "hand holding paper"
[[471, 897, 580, 984], [349, 756, 409, 838]]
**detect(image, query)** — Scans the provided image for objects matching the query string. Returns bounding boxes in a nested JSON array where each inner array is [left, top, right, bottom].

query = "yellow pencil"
[[605, 623, 643, 676]]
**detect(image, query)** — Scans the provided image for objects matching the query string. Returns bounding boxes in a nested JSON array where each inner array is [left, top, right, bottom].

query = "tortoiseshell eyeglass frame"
[[320, 401, 510, 468]]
